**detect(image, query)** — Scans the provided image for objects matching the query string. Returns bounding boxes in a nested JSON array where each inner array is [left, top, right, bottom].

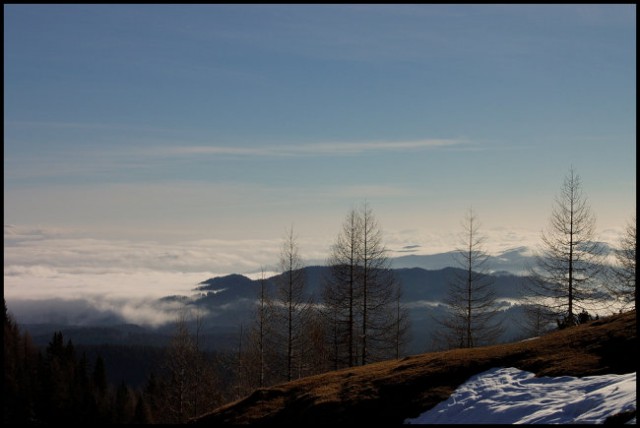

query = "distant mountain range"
[[192, 244, 541, 309], [184, 264, 533, 354], [194, 265, 528, 307], [390, 246, 534, 274]]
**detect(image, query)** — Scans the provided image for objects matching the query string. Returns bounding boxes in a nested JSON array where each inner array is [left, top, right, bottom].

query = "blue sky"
[[4, 5, 636, 297]]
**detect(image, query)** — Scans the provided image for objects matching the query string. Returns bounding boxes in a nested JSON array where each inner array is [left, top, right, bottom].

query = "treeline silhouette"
[[5, 300, 145, 423], [4, 300, 239, 424]]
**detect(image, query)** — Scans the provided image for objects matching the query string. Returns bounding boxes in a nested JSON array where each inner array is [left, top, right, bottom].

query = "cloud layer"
[[4, 222, 624, 326]]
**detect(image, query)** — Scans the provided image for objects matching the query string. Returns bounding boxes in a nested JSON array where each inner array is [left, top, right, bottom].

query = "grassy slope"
[[193, 310, 636, 425]]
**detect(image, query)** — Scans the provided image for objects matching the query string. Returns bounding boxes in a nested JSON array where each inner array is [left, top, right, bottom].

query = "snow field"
[[405, 367, 636, 424]]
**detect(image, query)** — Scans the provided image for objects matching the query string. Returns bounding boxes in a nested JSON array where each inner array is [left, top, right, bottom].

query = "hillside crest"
[[193, 310, 636, 425]]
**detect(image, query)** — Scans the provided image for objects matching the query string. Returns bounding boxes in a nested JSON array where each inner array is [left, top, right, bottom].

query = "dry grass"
[[193, 310, 637, 425]]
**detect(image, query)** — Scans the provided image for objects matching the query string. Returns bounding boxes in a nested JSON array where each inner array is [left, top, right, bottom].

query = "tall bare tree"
[[304, 309, 331, 375], [323, 203, 407, 366], [360, 203, 387, 364], [274, 226, 312, 382], [441, 208, 503, 348], [527, 167, 606, 327], [243, 268, 277, 389], [608, 215, 636, 310], [161, 310, 220, 423], [323, 208, 362, 368], [391, 283, 411, 359], [254, 268, 270, 387]]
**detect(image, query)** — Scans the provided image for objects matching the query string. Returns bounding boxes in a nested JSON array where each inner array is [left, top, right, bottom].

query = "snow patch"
[[405, 367, 636, 424]]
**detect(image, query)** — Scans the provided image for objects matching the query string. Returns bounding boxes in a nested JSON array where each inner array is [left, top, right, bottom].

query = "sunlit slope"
[[193, 310, 636, 425]]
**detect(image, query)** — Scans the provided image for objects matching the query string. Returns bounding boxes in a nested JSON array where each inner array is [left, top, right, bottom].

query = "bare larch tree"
[[527, 167, 606, 327], [391, 281, 411, 359], [441, 208, 503, 348], [161, 310, 220, 423], [274, 226, 312, 382], [608, 215, 636, 310], [323, 202, 408, 366], [323, 208, 362, 368], [238, 267, 276, 393]]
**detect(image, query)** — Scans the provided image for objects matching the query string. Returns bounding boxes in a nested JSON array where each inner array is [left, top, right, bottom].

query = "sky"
[[4, 5, 636, 311], [404, 367, 636, 424]]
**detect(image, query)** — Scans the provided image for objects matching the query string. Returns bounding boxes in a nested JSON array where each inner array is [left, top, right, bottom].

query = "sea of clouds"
[[4, 223, 624, 327]]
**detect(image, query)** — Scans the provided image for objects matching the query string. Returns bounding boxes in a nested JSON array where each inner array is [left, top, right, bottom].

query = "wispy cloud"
[[148, 138, 467, 158], [5, 137, 469, 182]]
